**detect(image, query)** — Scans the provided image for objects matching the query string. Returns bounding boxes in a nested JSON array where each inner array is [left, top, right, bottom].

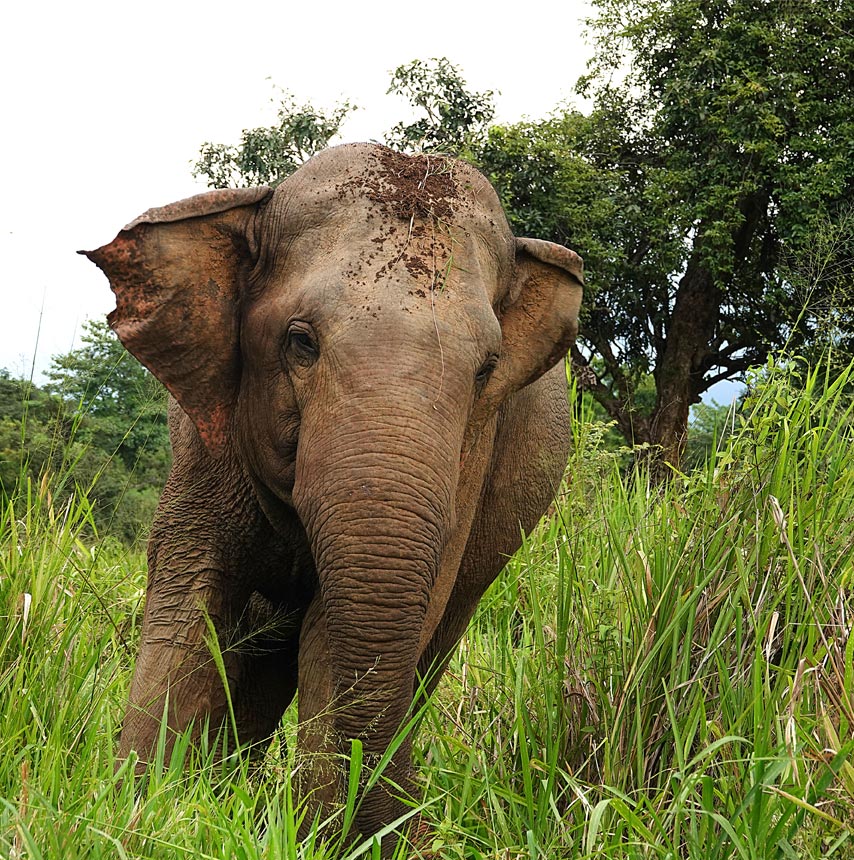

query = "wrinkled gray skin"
[[85, 143, 583, 854]]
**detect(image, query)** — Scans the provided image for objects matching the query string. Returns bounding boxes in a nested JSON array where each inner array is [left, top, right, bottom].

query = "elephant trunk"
[[292, 392, 460, 833]]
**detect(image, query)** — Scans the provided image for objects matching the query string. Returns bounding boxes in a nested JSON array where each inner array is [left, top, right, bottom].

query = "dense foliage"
[[1, 358, 851, 857], [385, 58, 495, 155], [0, 320, 169, 543], [478, 0, 854, 466], [194, 88, 355, 189]]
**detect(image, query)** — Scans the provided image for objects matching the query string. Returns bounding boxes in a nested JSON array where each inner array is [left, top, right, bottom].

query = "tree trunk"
[[650, 255, 719, 473], [575, 193, 768, 474]]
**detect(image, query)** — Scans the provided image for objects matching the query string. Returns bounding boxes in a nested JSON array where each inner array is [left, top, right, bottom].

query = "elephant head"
[[84, 143, 582, 843]]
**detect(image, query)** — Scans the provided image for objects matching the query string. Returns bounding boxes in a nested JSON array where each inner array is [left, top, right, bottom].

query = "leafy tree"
[[46, 319, 169, 482], [479, 0, 854, 468], [193, 87, 355, 188], [385, 58, 495, 154], [1, 321, 170, 542], [0, 372, 66, 496]]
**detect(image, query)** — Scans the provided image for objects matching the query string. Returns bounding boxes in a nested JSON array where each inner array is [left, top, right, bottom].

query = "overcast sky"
[[1, 0, 594, 381]]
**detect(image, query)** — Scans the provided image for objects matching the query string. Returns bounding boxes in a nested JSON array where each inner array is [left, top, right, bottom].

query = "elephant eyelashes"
[[284, 322, 319, 368], [475, 354, 499, 391]]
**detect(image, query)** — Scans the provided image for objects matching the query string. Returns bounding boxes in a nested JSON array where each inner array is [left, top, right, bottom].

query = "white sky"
[[1, 0, 594, 381]]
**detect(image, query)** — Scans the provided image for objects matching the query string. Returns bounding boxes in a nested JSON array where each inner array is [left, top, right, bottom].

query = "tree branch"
[[570, 345, 651, 444]]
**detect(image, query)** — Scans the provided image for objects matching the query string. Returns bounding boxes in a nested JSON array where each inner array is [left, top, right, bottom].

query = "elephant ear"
[[81, 187, 273, 456], [475, 237, 583, 427]]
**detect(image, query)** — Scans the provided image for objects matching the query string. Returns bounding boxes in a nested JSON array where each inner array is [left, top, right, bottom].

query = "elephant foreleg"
[[119, 564, 241, 768], [121, 575, 305, 768], [296, 597, 341, 830]]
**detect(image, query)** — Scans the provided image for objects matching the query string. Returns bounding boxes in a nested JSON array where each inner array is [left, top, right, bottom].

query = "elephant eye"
[[285, 322, 319, 368], [475, 354, 499, 391]]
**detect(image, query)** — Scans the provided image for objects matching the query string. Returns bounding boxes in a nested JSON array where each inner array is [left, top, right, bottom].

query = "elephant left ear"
[[476, 238, 583, 421], [80, 186, 272, 457]]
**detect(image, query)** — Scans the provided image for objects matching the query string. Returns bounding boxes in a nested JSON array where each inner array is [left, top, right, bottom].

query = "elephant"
[[83, 143, 583, 854]]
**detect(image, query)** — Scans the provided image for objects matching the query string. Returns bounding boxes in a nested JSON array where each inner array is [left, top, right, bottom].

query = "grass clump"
[[1, 355, 853, 858], [419, 357, 854, 857]]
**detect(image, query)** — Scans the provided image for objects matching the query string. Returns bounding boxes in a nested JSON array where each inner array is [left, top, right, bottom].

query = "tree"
[[385, 58, 495, 154], [0, 371, 66, 497], [46, 319, 169, 483], [479, 0, 854, 468], [193, 60, 493, 188], [193, 87, 355, 188], [0, 321, 171, 542]]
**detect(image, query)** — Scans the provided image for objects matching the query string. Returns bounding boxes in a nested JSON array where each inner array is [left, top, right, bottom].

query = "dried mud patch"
[[338, 147, 468, 289], [342, 148, 460, 223]]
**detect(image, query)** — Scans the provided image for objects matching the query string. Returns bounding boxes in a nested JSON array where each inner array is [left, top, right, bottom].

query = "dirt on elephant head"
[[345, 148, 460, 224], [336, 146, 470, 290]]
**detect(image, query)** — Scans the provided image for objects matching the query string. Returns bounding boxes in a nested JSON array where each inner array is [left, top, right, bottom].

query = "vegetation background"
[[1, 0, 853, 856]]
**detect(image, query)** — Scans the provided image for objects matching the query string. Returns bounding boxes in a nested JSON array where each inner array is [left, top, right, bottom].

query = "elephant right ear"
[[81, 187, 273, 457]]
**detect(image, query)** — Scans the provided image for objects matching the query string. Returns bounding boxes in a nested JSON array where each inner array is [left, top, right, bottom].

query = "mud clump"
[[401, 253, 434, 280], [340, 147, 464, 289], [345, 148, 459, 223]]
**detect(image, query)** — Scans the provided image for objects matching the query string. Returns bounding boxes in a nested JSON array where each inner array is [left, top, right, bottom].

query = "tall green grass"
[[417, 358, 854, 858], [1, 357, 852, 858]]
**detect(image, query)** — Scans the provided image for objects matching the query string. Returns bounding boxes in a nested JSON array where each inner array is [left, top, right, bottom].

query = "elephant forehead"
[[336, 147, 466, 223], [276, 216, 500, 316], [247, 215, 502, 359], [288, 143, 500, 216], [268, 144, 514, 270]]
